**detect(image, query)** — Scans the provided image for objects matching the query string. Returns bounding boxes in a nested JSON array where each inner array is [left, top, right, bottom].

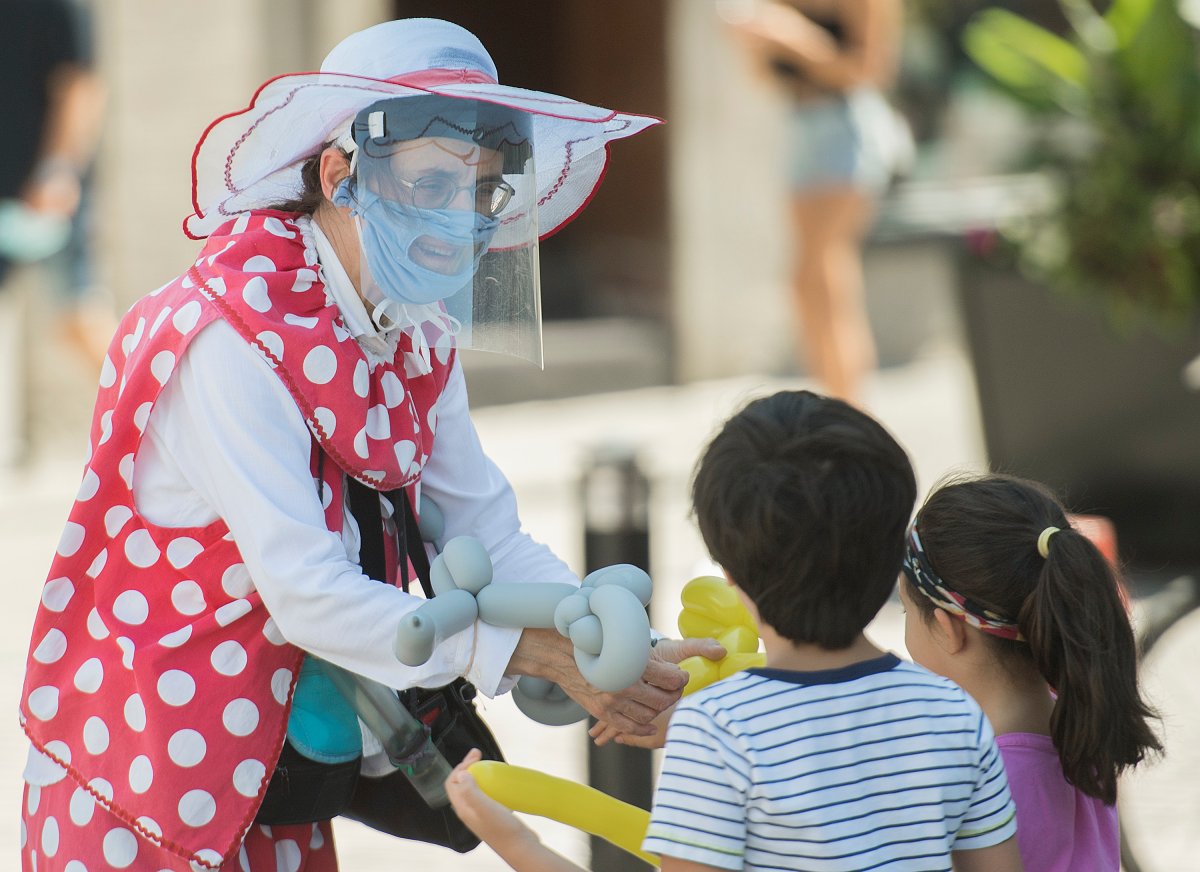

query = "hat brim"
[[184, 71, 661, 240]]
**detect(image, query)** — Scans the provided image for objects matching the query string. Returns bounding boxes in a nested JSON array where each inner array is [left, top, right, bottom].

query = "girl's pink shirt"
[[997, 733, 1119, 872]]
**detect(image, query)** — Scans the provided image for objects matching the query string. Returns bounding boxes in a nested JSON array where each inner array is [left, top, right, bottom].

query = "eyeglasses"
[[393, 175, 517, 218]]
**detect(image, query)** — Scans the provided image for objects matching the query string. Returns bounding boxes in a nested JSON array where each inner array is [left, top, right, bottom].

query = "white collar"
[[302, 215, 399, 362]]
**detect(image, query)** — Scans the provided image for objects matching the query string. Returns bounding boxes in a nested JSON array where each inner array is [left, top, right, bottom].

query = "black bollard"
[[581, 444, 656, 872]]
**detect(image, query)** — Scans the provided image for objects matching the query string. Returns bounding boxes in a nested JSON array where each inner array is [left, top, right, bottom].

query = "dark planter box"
[[958, 254, 1200, 572]]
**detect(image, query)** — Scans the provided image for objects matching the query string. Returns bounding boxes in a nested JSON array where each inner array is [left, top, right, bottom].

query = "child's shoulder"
[[684, 652, 974, 708], [887, 658, 983, 706]]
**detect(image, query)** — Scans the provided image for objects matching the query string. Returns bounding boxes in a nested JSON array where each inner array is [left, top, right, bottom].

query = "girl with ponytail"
[[899, 474, 1161, 872]]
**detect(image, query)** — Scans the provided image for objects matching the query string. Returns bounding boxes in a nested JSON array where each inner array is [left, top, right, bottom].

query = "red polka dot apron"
[[20, 211, 453, 869]]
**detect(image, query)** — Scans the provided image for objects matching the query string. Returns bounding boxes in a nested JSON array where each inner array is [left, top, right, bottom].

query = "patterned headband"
[[902, 524, 1025, 642]]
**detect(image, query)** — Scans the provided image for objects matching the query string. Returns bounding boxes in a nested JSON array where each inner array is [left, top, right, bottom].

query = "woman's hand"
[[507, 630, 726, 736], [586, 637, 727, 747]]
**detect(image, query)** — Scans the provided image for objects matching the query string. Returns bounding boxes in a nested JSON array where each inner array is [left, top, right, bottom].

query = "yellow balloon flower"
[[677, 576, 765, 694]]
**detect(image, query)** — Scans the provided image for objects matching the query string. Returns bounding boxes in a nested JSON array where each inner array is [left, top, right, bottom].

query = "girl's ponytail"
[[1022, 526, 1161, 804], [913, 474, 1161, 805]]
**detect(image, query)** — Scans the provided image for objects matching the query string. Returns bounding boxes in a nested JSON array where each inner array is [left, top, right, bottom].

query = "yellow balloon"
[[716, 624, 759, 655], [679, 654, 721, 695], [678, 575, 756, 633], [677, 576, 764, 696], [677, 610, 728, 641], [718, 651, 767, 677], [469, 760, 659, 866]]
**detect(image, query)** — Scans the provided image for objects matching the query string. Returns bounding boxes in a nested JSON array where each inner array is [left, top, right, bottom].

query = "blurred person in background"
[[722, 0, 908, 404], [0, 0, 108, 466], [18, 17, 718, 871]]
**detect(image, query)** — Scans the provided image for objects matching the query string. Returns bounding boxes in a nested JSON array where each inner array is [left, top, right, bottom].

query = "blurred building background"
[[81, 0, 1013, 399]]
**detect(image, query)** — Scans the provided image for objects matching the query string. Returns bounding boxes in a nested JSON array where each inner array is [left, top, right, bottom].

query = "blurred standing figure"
[[0, 0, 106, 465], [722, 0, 906, 404]]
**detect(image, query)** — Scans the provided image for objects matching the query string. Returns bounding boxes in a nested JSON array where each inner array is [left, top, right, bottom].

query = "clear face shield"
[[333, 96, 542, 367]]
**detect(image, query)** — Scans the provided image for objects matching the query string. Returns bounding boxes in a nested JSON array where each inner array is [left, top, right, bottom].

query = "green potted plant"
[[954, 0, 1200, 571], [966, 0, 1200, 324]]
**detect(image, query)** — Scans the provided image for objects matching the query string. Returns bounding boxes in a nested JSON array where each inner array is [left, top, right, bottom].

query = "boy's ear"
[[931, 608, 967, 655]]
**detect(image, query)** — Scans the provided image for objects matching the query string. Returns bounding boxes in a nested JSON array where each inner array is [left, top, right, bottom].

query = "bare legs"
[[790, 186, 877, 405]]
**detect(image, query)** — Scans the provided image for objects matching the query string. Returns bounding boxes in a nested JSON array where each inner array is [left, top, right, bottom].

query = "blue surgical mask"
[[332, 177, 499, 306]]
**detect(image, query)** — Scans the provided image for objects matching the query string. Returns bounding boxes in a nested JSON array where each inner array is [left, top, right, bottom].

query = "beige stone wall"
[[92, 0, 388, 310], [667, 0, 794, 381]]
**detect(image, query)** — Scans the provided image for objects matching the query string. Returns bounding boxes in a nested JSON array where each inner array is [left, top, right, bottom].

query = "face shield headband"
[[902, 524, 1026, 642], [331, 96, 543, 367]]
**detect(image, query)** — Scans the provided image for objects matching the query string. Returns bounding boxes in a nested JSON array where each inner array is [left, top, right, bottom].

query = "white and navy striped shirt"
[[643, 654, 1016, 871]]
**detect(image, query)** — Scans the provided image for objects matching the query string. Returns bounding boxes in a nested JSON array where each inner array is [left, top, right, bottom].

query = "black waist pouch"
[[343, 677, 505, 853], [255, 742, 361, 826]]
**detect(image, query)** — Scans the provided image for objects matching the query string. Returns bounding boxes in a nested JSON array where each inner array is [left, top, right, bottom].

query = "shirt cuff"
[[464, 620, 522, 697]]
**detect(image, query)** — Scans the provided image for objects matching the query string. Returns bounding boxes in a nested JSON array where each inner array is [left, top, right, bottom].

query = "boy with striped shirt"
[[642, 391, 1022, 871]]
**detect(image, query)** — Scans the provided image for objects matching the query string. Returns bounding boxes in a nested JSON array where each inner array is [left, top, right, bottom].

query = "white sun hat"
[[184, 17, 660, 240]]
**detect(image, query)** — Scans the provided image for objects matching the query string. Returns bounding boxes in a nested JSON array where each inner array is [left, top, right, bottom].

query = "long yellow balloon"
[[469, 760, 659, 866]]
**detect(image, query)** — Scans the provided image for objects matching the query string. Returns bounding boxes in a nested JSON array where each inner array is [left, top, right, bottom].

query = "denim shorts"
[[785, 88, 908, 195]]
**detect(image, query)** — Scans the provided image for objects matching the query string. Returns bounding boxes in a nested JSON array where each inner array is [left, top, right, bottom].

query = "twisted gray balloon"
[[394, 512, 653, 724]]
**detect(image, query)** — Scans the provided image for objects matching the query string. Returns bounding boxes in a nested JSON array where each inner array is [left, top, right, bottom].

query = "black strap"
[[396, 488, 433, 598], [346, 477, 388, 586], [344, 475, 434, 599]]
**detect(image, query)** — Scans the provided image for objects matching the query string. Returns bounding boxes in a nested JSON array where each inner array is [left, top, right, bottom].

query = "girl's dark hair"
[[907, 473, 1161, 804]]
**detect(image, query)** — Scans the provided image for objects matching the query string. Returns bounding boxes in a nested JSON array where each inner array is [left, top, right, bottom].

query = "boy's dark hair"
[[905, 473, 1162, 804], [691, 390, 916, 649]]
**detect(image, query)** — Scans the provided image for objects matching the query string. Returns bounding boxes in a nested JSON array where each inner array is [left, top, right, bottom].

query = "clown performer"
[[18, 18, 722, 871]]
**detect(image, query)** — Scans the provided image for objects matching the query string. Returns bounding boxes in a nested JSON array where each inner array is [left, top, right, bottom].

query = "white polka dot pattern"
[[242, 275, 273, 313], [166, 537, 203, 569], [102, 827, 138, 867], [20, 213, 453, 865], [178, 789, 216, 828], [56, 523, 85, 558], [69, 787, 95, 826], [222, 698, 259, 737], [83, 716, 110, 754], [33, 630, 67, 664], [156, 671, 196, 707], [41, 578, 75, 612], [171, 580, 206, 616], [233, 759, 267, 797], [167, 729, 207, 767], [210, 641, 248, 676]]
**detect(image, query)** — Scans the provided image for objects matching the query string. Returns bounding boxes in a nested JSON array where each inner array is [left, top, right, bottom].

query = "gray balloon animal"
[[395, 498, 653, 725]]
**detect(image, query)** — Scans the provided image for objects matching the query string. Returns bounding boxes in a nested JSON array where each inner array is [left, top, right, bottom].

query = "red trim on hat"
[[387, 68, 497, 87]]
